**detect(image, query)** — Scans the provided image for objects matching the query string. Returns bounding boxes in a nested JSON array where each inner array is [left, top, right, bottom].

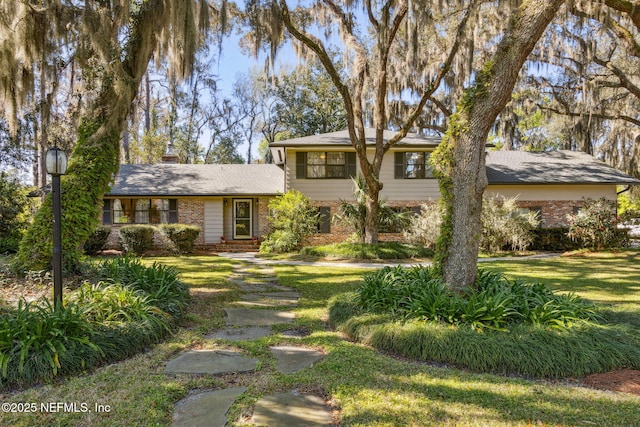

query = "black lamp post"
[[45, 146, 68, 308]]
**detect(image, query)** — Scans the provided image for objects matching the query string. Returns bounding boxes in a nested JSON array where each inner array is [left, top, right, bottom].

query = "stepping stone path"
[[167, 258, 333, 426]]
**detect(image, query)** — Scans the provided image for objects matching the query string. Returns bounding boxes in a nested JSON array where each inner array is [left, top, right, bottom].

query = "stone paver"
[[224, 308, 295, 326], [170, 257, 335, 425], [165, 350, 258, 375], [270, 345, 324, 374], [172, 386, 246, 427], [236, 291, 299, 307], [251, 391, 333, 426], [205, 326, 272, 341], [281, 329, 310, 339], [238, 283, 293, 292]]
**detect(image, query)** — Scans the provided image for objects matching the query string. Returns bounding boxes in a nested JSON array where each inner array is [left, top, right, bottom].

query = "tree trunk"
[[435, 0, 565, 290], [364, 191, 380, 244]]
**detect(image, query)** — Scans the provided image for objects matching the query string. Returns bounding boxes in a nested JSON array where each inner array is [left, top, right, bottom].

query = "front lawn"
[[259, 242, 433, 262], [1, 252, 638, 426]]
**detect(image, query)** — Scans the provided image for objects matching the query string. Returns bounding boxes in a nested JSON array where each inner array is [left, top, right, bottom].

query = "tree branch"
[[388, 1, 477, 146], [365, 0, 379, 30], [538, 103, 640, 127]]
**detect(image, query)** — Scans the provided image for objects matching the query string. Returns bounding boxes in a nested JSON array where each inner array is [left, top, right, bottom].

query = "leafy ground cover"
[[0, 257, 189, 389], [329, 257, 640, 378], [1, 253, 638, 426]]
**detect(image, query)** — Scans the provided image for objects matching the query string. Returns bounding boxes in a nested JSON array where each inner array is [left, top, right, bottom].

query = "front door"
[[233, 199, 253, 239]]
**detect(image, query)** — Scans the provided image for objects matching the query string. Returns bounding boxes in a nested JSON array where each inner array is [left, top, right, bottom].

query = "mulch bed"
[[582, 369, 640, 396]]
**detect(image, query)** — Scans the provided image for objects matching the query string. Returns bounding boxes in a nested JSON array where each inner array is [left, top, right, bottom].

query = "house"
[[269, 129, 640, 243], [103, 163, 283, 248], [102, 129, 639, 248]]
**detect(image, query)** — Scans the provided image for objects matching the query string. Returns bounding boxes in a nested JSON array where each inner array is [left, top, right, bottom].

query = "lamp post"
[[45, 146, 68, 309]]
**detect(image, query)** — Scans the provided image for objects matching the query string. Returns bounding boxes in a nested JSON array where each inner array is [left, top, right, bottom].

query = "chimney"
[[161, 142, 179, 164]]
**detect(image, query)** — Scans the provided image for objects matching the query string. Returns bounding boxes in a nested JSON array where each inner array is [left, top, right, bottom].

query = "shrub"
[[405, 196, 539, 252], [480, 195, 539, 252], [403, 203, 442, 248], [329, 300, 640, 378], [618, 192, 640, 222], [567, 198, 628, 249], [0, 300, 101, 387], [0, 257, 189, 389], [328, 265, 639, 378], [159, 224, 200, 253], [97, 256, 189, 320], [334, 175, 410, 241], [0, 172, 35, 254], [119, 225, 156, 255], [84, 225, 111, 255], [530, 227, 581, 251], [259, 229, 300, 254], [261, 190, 319, 253]]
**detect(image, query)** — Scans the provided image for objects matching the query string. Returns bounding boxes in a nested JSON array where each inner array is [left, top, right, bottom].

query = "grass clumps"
[[0, 257, 188, 389], [329, 265, 640, 378], [300, 242, 433, 260]]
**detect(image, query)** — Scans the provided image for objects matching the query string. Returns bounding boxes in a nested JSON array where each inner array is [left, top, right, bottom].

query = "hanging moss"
[[16, 118, 120, 272]]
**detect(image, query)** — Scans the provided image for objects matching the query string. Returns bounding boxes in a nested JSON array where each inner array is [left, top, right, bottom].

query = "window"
[[394, 152, 433, 179], [102, 198, 178, 225], [296, 152, 356, 179]]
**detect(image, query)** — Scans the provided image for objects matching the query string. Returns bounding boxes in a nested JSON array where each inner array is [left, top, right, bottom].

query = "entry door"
[[233, 199, 253, 239]]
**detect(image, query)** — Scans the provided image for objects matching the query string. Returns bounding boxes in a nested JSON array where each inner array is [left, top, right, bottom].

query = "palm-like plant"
[[334, 175, 410, 242]]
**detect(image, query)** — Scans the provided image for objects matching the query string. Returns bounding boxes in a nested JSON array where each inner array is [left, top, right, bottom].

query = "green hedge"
[[119, 225, 156, 255], [158, 224, 200, 253]]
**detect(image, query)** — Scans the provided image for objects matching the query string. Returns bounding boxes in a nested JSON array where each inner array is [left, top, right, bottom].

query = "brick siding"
[[101, 196, 594, 249], [178, 199, 205, 245], [517, 200, 585, 227]]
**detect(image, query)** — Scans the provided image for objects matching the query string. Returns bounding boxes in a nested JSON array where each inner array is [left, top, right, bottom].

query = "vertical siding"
[[204, 199, 224, 244]]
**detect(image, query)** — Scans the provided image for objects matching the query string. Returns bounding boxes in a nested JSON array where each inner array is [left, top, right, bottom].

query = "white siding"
[[204, 199, 224, 244], [379, 149, 441, 201], [285, 148, 441, 202], [285, 150, 358, 201]]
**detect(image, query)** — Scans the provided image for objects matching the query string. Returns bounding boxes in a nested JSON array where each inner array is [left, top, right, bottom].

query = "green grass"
[[1, 253, 639, 426], [300, 242, 433, 260]]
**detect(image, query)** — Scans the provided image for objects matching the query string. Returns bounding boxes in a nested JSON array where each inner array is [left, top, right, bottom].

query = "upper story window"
[[394, 152, 433, 179], [102, 198, 178, 225], [296, 152, 357, 179]]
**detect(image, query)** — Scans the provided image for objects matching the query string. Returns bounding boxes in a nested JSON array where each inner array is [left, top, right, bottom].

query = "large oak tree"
[[1, 1, 212, 269]]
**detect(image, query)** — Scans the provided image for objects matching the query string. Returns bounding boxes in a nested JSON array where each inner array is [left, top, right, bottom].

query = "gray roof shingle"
[[270, 128, 441, 147], [486, 150, 640, 185], [105, 150, 638, 198], [106, 164, 284, 197]]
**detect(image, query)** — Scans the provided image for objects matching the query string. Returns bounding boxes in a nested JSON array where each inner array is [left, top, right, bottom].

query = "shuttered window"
[[394, 152, 433, 179], [296, 152, 356, 179]]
